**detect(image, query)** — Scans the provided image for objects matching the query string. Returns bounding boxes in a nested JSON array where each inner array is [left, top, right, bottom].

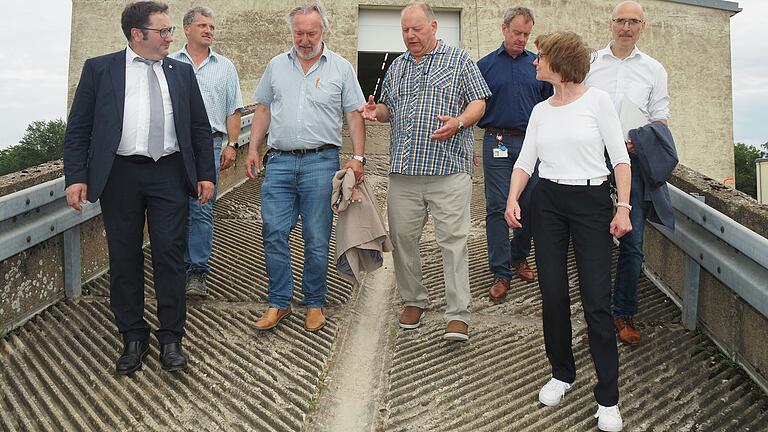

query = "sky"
[[0, 1, 766, 150]]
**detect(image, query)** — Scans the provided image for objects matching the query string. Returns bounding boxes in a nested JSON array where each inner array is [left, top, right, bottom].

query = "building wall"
[[69, 0, 737, 180]]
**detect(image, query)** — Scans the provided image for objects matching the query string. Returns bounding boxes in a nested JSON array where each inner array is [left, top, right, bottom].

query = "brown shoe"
[[444, 320, 469, 341], [489, 278, 510, 303], [398, 306, 424, 329], [305, 307, 326, 332], [512, 260, 536, 282], [255, 307, 291, 331], [615, 316, 641, 345]]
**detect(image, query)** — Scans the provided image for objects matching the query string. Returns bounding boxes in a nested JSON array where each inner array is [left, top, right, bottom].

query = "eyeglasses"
[[612, 18, 643, 27], [137, 26, 176, 38]]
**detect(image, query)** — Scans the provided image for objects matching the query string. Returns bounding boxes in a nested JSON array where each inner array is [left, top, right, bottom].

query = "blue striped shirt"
[[171, 46, 244, 135], [381, 41, 491, 176]]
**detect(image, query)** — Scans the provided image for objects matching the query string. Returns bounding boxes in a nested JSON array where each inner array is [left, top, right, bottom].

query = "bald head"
[[609, 0, 646, 55], [612, 1, 644, 20]]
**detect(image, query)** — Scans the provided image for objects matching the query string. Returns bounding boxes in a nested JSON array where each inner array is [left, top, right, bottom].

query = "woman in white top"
[[504, 31, 632, 432]]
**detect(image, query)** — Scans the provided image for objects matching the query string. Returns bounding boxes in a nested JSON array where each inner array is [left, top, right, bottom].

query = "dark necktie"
[[135, 58, 164, 161]]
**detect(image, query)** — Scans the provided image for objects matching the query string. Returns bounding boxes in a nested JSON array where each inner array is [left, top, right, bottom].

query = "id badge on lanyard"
[[492, 133, 508, 158]]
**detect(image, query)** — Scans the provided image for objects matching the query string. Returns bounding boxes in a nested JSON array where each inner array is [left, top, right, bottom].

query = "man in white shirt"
[[64, 1, 215, 375], [585, 0, 670, 346]]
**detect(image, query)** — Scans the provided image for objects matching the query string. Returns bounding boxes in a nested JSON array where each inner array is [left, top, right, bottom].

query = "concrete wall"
[[643, 164, 768, 391], [69, 0, 737, 180]]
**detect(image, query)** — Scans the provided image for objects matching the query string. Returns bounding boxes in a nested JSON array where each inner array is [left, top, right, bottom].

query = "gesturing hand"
[[430, 115, 459, 141], [358, 95, 379, 121]]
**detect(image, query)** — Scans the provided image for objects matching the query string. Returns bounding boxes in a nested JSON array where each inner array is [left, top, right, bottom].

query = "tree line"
[[0, 119, 66, 177]]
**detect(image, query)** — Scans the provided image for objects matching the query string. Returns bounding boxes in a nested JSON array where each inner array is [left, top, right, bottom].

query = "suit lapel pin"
[[169, 64, 173, 69]]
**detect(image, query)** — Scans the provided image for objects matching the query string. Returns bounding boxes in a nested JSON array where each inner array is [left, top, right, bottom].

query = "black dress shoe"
[[115, 340, 150, 375], [159, 342, 188, 372]]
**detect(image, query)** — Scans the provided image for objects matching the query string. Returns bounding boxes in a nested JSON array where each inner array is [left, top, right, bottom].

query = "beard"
[[295, 42, 323, 60]]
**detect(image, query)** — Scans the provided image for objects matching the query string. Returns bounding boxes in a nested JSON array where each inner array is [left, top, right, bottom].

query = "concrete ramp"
[[1, 156, 767, 431]]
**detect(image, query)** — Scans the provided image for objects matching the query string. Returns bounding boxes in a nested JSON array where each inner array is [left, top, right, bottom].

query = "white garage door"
[[357, 9, 461, 52]]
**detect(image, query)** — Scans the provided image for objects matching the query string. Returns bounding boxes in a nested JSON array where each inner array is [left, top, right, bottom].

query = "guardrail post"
[[681, 193, 705, 330], [63, 226, 82, 299]]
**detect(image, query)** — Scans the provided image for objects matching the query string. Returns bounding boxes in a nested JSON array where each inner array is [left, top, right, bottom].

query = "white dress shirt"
[[117, 46, 180, 157], [584, 44, 670, 122]]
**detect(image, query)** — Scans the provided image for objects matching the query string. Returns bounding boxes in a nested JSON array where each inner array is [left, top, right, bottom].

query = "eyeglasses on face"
[[137, 26, 176, 38], [611, 18, 643, 27]]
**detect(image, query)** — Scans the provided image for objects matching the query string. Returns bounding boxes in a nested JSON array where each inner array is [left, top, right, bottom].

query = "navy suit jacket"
[[64, 49, 215, 202], [630, 122, 678, 229]]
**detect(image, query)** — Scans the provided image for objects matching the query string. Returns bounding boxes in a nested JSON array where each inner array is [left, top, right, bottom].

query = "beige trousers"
[[387, 173, 472, 324]]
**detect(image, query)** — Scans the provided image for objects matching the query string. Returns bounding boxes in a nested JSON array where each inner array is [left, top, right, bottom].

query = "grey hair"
[[503, 6, 535, 26], [183, 6, 214, 27], [402, 1, 437, 22], [286, 2, 330, 33]]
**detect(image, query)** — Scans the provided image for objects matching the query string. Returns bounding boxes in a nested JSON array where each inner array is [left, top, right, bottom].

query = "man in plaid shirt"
[[360, 1, 491, 341]]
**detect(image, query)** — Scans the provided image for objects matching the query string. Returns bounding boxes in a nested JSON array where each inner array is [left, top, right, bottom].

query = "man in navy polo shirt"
[[477, 6, 553, 302]]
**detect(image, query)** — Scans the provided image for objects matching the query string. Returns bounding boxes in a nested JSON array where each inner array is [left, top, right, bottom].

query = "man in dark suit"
[[63, 1, 215, 375]]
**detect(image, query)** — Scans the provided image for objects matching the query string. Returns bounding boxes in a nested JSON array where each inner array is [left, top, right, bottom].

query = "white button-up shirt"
[[585, 44, 670, 123], [117, 46, 180, 157]]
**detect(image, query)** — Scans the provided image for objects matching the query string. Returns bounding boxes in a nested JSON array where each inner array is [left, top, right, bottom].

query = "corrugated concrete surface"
[[1, 155, 767, 431]]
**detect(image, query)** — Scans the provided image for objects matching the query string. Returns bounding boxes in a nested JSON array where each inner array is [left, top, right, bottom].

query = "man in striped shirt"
[[171, 7, 244, 297], [360, 2, 491, 341]]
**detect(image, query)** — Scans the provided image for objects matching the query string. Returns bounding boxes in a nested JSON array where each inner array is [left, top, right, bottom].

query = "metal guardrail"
[[0, 177, 101, 298], [654, 183, 768, 329], [0, 113, 254, 305]]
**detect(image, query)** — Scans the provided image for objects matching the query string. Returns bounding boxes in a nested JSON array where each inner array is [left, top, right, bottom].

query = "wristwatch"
[[224, 140, 239, 149], [457, 117, 465, 132], [353, 154, 367, 165]]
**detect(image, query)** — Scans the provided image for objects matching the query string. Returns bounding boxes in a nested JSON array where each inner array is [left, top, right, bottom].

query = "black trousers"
[[99, 153, 189, 345], [531, 179, 620, 406]]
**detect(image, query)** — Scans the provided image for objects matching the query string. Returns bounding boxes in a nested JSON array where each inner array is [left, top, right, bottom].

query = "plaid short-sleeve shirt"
[[381, 41, 491, 176]]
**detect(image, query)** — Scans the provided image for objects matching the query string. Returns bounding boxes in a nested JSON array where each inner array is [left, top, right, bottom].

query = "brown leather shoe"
[[489, 278, 510, 303], [512, 260, 536, 282], [444, 320, 469, 341], [615, 316, 641, 345], [255, 307, 291, 331], [305, 307, 326, 332], [398, 306, 424, 329]]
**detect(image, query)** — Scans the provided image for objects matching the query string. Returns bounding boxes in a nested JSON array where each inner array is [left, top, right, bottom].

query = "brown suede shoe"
[[444, 320, 469, 341], [489, 278, 510, 303], [255, 307, 291, 331], [615, 316, 641, 345], [512, 260, 536, 282], [305, 308, 326, 332], [398, 306, 424, 329]]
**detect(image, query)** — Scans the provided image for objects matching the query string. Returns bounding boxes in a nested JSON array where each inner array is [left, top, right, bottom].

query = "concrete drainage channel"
[[1, 157, 768, 431]]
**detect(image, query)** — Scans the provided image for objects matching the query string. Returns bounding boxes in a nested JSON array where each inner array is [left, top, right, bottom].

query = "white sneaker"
[[594, 404, 623, 431], [538, 378, 573, 406]]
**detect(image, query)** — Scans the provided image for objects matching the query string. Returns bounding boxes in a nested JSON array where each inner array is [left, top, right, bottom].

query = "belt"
[[212, 131, 224, 138], [268, 143, 337, 155], [547, 176, 608, 186], [485, 127, 525, 136], [116, 152, 180, 164]]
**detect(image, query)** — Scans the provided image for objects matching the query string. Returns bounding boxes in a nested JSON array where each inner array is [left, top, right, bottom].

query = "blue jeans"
[[482, 132, 538, 280], [261, 147, 339, 309], [613, 161, 650, 317], [185, 136, 222, 274]]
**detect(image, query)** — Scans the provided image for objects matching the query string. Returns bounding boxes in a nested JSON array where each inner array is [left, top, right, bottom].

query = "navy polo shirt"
[[476, 45, 554, 131]]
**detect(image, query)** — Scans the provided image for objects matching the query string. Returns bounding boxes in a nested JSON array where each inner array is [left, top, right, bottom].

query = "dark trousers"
[[99, 153, 189, 345], [531, 179, 620, 406], [482, 132, 538, 280]]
